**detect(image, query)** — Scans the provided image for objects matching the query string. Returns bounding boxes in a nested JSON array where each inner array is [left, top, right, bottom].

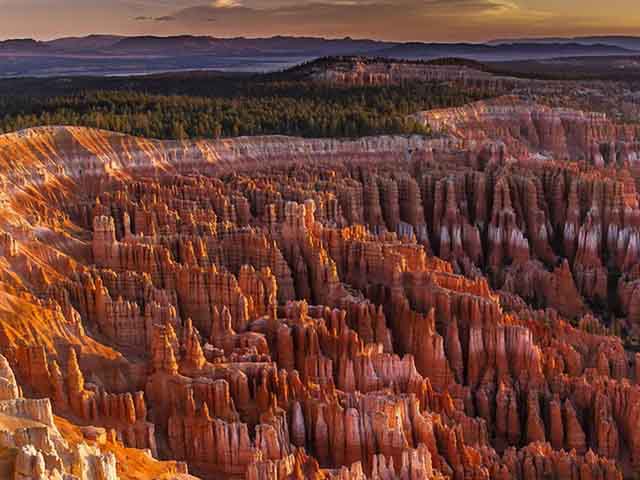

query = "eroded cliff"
[[0, 98, 639, 479]]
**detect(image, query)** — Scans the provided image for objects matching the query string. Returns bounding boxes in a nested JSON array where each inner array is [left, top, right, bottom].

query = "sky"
[[1, 0, 639, 42]]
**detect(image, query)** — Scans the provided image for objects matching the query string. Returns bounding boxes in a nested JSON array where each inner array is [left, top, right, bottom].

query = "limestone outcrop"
[[0, 96, 640, 479]]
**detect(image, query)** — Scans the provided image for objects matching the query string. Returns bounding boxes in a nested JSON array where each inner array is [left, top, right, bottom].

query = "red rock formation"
[[1, 96, 640, 479]]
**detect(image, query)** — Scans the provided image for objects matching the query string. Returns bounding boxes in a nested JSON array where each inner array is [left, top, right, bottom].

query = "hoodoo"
[[0, 96, 638, 478]]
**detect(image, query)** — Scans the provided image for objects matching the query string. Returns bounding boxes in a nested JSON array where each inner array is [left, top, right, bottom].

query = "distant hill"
[[0, 38, 51, 53], [46, 35, 125, 52], [374, 42, 635, 61], [488, 35, 640, 51], [0, 35, 393, 57], [0, 34, 638, 77]]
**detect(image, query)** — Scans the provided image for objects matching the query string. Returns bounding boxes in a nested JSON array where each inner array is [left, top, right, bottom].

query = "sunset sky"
[[1, 0, 639, 42]]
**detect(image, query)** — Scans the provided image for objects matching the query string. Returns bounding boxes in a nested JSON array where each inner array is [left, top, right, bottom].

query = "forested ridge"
[[0, 72, 493, 139]]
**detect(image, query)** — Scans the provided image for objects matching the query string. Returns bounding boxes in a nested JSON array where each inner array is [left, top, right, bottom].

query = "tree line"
[[0, 75, 494, 140]]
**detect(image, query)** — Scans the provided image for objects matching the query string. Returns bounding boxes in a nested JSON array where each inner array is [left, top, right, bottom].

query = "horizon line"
[[3, 32, 640, 44]]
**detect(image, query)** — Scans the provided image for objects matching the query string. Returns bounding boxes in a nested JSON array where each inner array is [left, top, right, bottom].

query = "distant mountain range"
[[0, 34, 639, 77], [488, 35, 640, 51], [0, 35, 391, 57]]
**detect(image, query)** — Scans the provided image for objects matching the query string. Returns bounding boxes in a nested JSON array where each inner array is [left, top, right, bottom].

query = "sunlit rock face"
[[311, 58, 519, 92], [413, 96, 640, 164], [1, 102, 640, 479]]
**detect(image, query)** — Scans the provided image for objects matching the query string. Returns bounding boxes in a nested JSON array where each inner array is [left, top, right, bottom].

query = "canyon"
[[1, 96, 640, 479]]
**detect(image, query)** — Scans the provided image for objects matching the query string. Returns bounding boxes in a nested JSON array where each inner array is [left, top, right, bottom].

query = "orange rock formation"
[[0, 98, 638, 479]]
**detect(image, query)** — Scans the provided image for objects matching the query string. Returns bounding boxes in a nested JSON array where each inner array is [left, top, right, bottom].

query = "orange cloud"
[[0, 0, 638, 41]]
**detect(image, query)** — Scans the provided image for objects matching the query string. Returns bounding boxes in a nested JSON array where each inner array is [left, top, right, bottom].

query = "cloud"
[[134, 14, 177, 22], [211, 0, 241, 7], [155, 0, 537, 41], [1, 0, 638, 42]]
